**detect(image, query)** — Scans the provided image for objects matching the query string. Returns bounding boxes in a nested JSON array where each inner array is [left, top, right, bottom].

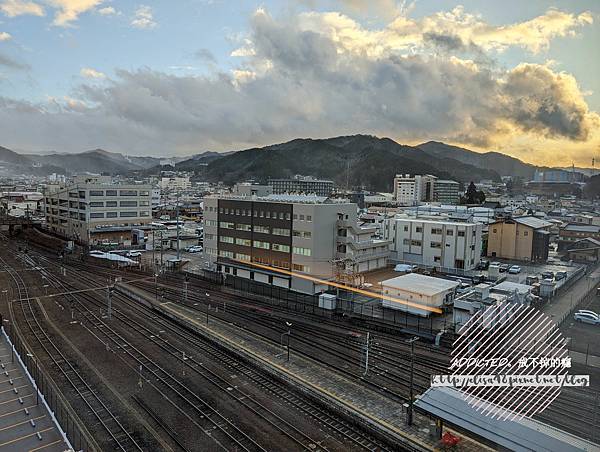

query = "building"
[[393, 174, 436, 206], [433, 180, 460, 204], [380, 273, 459, 317], [565, 238, 600, 263], [383, 217, 483, 272], [0, 191, 43, 217], [233, 183, 273, 197], [268, 176, 334, 197], [203, 194, 390, 293], [533, 169, 586, 183], [158, 176, 192, 192], [487, 216, 552, 262], [558, 223, 600, 251], [43, 175, 153, 244]]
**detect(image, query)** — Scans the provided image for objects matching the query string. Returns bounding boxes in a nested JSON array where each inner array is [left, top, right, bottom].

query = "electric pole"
[[407, 336, 419, 426]]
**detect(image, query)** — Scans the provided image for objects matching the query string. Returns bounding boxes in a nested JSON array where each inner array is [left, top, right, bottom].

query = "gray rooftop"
[[380, 273, 459, 296], [562, 224, 600, 233], [513, 216, 553, 229]]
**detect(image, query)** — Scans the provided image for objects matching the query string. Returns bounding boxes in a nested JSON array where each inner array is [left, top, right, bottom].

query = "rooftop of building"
[[389, 215, 478, 227], [380, 273, 460, 295], [207, 193, 351, 205], [561, 223, 600, 233], [491, 216, 552, 229]]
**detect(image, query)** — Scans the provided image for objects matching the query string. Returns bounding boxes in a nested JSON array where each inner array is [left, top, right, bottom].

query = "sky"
[[0, 0, 599, 167]]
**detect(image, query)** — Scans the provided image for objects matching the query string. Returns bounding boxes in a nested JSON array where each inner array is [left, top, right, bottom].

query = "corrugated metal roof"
[[381, 273, 459, 296], [562, 224, 600, 233], [415, 387, 598, 452], [514, 216, 552, 229]]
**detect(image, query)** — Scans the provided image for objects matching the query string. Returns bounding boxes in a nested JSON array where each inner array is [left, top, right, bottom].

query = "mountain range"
[[0, 137, 587, 192]]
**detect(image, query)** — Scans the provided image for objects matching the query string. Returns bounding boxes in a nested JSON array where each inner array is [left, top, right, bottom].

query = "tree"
[[462, 181, 486, 204]]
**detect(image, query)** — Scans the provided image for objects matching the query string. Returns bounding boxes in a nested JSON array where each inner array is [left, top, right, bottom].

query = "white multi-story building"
[[383, 217, 482, 271], [393, 174, 437, 206], [43, 175, 152, 243], [203, 194, 390, 293], [159, 176, 191, 192]]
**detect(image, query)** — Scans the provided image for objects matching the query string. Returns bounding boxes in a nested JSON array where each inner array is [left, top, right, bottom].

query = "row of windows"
[[220, 236, 293, 253], [89, 189, 150, 197], [293, 246, 311, 256], [89, 201, 149, 208], [292, 230, 312, 238], [89, 211, 149, 219], [402, 225, 472, 237], [220, 207, 292, 220]]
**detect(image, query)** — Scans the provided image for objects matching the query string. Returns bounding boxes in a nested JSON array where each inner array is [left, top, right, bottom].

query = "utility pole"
[[286, 321, 292, 362], [184, 275, 189, 304], [206, 292, 210, 324], [176, 192, 181, 261], [363, 332, 372, 376], [107, 286, 112, 320], [407, 336, 419, 426]]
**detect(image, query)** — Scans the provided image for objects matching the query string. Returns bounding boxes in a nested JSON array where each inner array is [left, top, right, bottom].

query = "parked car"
[[555, 271, 568, 281], [541, 271, 554, 280], [490, 261, 501, 267], [126, 251, 142, 258], [574, 311, 600, 325], [508, 265, 522, 274], [499, 264, 510, 273], [526, 276, 539, 285], [575, 310, 599, 318], [476, 260, 490, 270], [185, 245, 203, 253]]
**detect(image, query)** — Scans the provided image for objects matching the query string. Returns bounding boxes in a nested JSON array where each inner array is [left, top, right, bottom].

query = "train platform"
[[119, 280, 491, 452], [0, 333, 70, 452]]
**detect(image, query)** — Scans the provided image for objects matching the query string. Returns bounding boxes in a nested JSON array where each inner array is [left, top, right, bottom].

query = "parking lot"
[[483, 257, 582, 289], [560, 288, 600, 356]]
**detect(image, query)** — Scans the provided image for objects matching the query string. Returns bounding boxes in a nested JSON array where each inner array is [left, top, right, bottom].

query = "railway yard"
[[1, 233, 600, 451]]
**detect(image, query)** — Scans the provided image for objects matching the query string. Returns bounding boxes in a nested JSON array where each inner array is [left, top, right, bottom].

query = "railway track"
[[31, 250, 395, 451], [0, 253, 144, 452]]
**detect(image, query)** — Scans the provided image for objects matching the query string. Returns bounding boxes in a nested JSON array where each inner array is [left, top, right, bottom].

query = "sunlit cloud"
[[130, 4, 156, 29], [80, 66, 106, 79], [0, 0, 44, 18], [0, 31, 11, 40]]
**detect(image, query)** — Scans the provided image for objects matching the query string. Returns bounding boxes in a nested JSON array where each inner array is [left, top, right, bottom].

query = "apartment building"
[[487, 216, 552, 262], [383, 217, 483, 271], [268, 176, 334, 197], [203, 194, 389, 293], [159, 176, 191, 192], [44, 175, 152, 244], [558, 223, 600, 251], [433, 180, 460, 204]]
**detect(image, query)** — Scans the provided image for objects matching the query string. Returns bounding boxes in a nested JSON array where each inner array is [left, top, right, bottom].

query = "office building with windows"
[[203, 194, 390, 293], [383, 217, 482, 271], [43, 175, 153, 244], [268, 176, 334, 197]]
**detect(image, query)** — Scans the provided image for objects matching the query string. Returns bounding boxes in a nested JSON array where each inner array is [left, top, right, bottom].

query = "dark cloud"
[[0, 52, 29, 70], [194, 48, 216, 64], [0, 9, 597, 157]]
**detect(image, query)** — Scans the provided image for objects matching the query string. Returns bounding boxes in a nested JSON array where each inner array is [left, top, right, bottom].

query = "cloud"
[[194, 48, 216, 64], [97, 5, 116, 15], [0, 31, 11, 40], [45, 0, 104, 26], [0, 51, 29, 69], [80, 67, 106, 79], [0, 6, 597, 165], [0, 0, 44, 17], [130, 5, 156, 29]]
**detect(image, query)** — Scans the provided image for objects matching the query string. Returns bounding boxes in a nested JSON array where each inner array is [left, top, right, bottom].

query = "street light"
[[406, 336, 419, 426]]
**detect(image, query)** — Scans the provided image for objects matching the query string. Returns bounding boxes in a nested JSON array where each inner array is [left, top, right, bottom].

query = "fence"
[[1, 325, 98, 452]]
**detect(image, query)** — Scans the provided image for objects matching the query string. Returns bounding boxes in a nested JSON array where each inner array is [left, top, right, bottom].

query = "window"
[[446, 230, 453, 236], [306, 215, 312, 222], [410, 240, 422, 246], [89, 202, 104, 207], [139, 211, 149, 217], [219, 208, 224, 213], [285, 213, 291, 220], [430, 242, 442, 249], [205, 220, 218, 227], [120, 201, 138, 207], [458, 231, 465, 237], [253, 240, 270, 249], [120, 211, 138, 217], [89, 190, 104, 196], [218, 250, 234, 258], [235, 238, 251, 246], [119, 190, 137, 196], [292, 264, 310, 273], [403, 238, 410, 245], [415, 227, 423, 233], [219, 222, 234, 229], [90, 213, 104, 218], [253, 225, 270, 234], [139, 190, 149, 196], [303, 231, 312, 238], [106, 212, 118, 218], [236, 253, 251, 261], [524, 231, 529, 236], [493, 228, 497, 233], [272, 228, 290, 236], [105, 190, 117, 196], [106, 201, 117, 207], [404, 226, 409, 232], [236, 209, 240, 215], [278, 212, 284, 220], [434, 256, 441, 263], [272, 244, 290, 253], [220, 236, 234, 243], [293, 214, 298, 220], [139, 201, 149, 207], [431, 228, 442, 235], [266, 212, 270, 218], [293, 246, 311, 256], [236, 223, 251, 231], [299, 215, 305, 221], [259, 211, 264, 218]]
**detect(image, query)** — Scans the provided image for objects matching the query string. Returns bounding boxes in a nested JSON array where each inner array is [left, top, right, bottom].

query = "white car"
[[186, 245, 203, 253], [508, 265, 522, 274], [574, 311, 600, 325], [575, 310, 599, 318], [126, 251, 142, 258]]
